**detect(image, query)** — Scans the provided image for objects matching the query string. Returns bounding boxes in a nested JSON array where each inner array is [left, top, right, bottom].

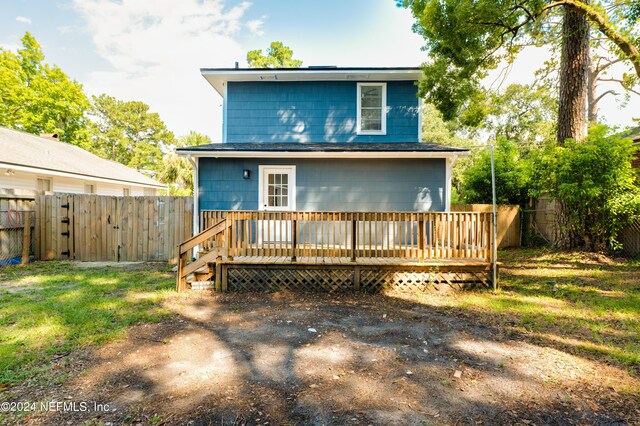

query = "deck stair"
[[176, 218, 229, 291]]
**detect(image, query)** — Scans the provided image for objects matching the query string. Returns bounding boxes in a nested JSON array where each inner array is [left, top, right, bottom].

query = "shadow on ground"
[[12, 291, 640, 426]]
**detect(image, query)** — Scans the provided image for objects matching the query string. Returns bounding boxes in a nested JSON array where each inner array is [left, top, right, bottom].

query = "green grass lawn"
[[397, 248, 640, 375], [1, 250, 638, 391], [0, 262, 176, 386]]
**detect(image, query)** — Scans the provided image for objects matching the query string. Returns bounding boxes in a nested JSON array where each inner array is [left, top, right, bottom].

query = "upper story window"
[[357, 82, 387, 135]]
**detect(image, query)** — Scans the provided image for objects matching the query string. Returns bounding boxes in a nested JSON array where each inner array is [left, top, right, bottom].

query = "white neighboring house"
[[0, 126, 165, 195]]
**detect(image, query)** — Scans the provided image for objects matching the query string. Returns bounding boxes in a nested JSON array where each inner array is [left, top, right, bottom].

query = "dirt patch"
[[4, 292, 639, 425]]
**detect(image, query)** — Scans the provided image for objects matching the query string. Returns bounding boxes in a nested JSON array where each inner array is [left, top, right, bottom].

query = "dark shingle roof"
[[177, 142, 468, 154]]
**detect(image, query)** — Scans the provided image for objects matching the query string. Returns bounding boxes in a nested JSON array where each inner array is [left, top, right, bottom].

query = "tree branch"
[[542, 0, 640, 79], [594, 89, 618, 104]]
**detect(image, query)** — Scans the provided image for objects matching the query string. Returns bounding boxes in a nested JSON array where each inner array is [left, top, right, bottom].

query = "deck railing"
[[200, 210, 494, 262]]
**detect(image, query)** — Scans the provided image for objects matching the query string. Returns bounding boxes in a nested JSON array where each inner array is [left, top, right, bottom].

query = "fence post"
[[21, 212, 31, 265]]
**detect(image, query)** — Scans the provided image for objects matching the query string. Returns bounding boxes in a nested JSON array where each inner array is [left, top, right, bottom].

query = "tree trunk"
[[557, 1, 590, 144], [587, 53, 598, 123]]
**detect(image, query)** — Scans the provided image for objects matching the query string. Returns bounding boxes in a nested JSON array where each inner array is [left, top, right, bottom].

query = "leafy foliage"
[[480, 84, 557, 149], [461, 138, 533, 206], [87, 94, 175, 173], [531, 125, 640, 250], [247, 41, 302, 68], [400, 0, 640, 123], [0, 32, 89, 143], [160, 132, 211, 195]]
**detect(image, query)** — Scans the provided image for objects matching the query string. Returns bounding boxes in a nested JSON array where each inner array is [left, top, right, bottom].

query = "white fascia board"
[[177, 151, 467, 159], [0, 162, 166, 189], [202, 69, 424, 97]]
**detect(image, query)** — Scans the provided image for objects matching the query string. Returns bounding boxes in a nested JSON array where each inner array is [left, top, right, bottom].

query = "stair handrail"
[[176, 218, 228, 291]]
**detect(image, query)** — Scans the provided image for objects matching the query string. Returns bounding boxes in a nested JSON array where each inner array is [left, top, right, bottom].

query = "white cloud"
[[246, 17, 265, 36], [16, 16, 32, 25], [0, 43, 19, 52], [72, 0, 253, 139]]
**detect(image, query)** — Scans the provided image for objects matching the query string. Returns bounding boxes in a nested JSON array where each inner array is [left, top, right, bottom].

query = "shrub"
[[531, 125, 640, 251], [461, 138, 532, 205]]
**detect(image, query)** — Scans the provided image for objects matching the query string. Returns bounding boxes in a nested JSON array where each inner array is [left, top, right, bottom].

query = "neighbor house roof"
[[0, 127, 165, 189], [625, 127, 640, 143], [200, 66, 423, 96], [176, 142, 468, 159]]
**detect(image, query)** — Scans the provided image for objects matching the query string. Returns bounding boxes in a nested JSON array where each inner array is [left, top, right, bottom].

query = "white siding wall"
[[0, 168, 156, 195]]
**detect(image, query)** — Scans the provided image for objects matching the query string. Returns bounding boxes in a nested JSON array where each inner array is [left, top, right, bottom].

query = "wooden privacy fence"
[[35, 194, 193, 262], [451, 204, 520, 248], [200, 210, 494, 261]]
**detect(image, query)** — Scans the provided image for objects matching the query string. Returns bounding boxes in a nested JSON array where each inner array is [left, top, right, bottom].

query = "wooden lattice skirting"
[[220, 263, 492, 293]]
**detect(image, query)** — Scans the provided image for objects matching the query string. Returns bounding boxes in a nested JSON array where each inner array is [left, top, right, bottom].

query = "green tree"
[[0, 32, 89, 143], [421, 102, 478, 200], [247, 41, 302, 68], [161, 131, 211, 195], [400, 0, 640, 144], [423, 84, 554, 203], [87, 94, 174, 172], [461, 138, 533, 206], [478, 84, 557, 151], [531, 125, 640, 250]]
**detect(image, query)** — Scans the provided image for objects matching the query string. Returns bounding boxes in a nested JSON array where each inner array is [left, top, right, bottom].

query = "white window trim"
[[356, 82, 387, 136], [258, 165, 296, 211]]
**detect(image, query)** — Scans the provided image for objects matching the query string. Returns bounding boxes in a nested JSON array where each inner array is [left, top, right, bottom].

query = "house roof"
[[623, 127, 640, 143], [0, 126, 165, 189], [200, 67, 423, 96], [176, 142, 468, 159]]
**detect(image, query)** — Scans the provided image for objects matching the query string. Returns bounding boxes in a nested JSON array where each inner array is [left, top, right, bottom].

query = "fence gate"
[[35, 194, 193, 262]]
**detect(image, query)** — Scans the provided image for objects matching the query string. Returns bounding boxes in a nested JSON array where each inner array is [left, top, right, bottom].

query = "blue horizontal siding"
[[198, 158, 445, 212], [225, 81, 419, 143]]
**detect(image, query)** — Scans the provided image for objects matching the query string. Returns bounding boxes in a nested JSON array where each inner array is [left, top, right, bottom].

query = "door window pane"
[[266, 173, 290, 208]]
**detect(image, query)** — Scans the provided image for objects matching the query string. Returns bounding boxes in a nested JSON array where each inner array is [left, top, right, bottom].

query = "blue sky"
[[1, 0, 638, 140]]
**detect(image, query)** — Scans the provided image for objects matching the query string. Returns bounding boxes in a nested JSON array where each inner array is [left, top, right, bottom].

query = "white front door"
[[258, 166, 296, 243]]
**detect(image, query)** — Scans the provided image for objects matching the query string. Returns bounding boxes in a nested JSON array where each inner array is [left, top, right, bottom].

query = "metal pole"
[[490, 144, 498, 290]]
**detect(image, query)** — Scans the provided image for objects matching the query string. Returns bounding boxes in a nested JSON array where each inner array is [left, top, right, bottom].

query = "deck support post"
[[350, 219, 357, 262], [353, 265, 361, 291], [215, 256, 222, 292], [291, 219, 297, 262], [221, 264, 228, 292]]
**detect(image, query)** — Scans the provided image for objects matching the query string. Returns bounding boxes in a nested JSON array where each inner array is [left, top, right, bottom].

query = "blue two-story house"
[[177, 66, 467, 230]]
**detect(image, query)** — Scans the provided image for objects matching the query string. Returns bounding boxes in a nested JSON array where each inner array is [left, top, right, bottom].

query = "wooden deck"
[[177, 210, 497, 292], [223, 256, 490, 266]]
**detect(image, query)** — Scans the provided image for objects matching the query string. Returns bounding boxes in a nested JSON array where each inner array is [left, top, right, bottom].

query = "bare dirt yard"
[[1, 250, 639, 425]]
